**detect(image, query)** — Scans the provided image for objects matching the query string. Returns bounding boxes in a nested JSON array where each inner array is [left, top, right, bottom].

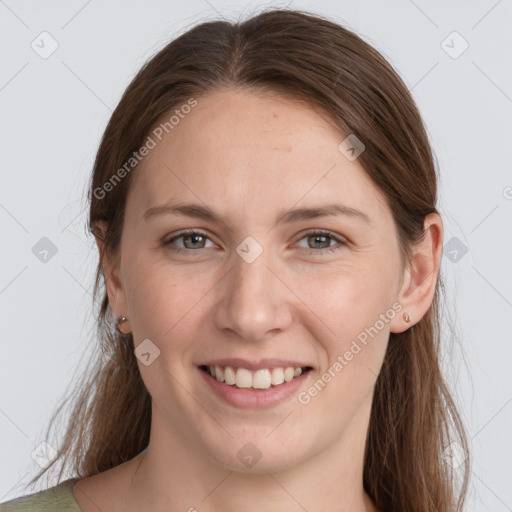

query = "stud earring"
[[115, 316, 128, 334], [403, 312, 411, 323]]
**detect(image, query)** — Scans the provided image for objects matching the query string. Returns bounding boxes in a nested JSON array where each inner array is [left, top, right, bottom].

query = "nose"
[[213, 244, 293, 342]]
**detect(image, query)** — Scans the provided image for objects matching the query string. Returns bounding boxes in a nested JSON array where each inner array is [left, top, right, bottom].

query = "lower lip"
[[198, 367, 311, 409]]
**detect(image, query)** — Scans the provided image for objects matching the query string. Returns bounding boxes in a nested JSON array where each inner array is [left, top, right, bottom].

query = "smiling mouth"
[[199, 364, 313, 390]]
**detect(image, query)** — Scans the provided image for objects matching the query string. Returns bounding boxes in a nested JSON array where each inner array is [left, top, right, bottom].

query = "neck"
[[122, 399, 379, 512]]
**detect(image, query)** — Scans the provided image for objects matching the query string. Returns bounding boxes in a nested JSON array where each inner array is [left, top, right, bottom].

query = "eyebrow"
[[143, 202, 371, 225]]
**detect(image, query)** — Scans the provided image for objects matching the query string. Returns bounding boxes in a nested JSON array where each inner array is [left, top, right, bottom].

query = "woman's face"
[[102, 88, 410, 472]]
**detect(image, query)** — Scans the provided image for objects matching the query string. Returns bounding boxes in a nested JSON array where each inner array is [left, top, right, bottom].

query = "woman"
[[1, 7, 470, 512]]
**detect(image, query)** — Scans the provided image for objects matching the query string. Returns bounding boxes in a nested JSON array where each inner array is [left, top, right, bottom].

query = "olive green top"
[[0, 478, 82, 512]]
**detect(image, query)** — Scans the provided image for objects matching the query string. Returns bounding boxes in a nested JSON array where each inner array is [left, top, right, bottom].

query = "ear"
[[92, 220, 130, 335], [390, 213, 443, 333]]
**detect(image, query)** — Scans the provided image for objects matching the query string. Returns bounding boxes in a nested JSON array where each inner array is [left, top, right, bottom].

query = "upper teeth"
[[206, 365, 304, 389]]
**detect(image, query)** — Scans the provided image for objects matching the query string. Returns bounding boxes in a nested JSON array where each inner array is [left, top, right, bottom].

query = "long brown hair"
[[26, 8, 470, 511]]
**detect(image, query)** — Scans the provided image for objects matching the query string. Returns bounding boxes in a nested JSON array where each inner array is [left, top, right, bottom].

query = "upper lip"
[[199, 358, 314, 371]]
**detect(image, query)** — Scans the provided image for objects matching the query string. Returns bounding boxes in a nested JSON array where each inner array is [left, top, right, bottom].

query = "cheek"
[[295, 270, 394, 422], [124, 242, 399, 360], [124, 260, 176, 331], [299, 261, 393, 332], [124, 259, 212, 353], [296, 260, 396, 377]]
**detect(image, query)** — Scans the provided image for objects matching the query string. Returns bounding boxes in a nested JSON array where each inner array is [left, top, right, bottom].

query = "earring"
[[115, 316, 128, 334], [403, 312, 411, 323]]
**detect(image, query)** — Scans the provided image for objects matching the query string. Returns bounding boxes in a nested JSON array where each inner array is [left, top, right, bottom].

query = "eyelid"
[[291, 229, 347, 254], [293, 228, 346, 245], [163, 228, 214, 248], [163, 228, 347, 254]]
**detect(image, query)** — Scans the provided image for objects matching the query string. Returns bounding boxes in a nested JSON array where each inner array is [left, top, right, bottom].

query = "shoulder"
[[0, 478, 81, 512]]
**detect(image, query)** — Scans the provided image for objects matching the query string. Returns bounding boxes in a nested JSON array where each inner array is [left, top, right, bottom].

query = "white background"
[[1, 0, 511, 510]]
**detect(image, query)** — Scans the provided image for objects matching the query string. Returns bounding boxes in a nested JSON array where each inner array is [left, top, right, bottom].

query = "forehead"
[[127, 88, 390, 226]]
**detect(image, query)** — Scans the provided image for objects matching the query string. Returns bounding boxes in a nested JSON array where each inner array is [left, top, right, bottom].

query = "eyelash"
[[163, 229, 347, 256]]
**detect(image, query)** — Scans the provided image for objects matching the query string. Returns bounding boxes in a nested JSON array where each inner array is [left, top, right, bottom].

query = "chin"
[[201, 431, 312, 474]]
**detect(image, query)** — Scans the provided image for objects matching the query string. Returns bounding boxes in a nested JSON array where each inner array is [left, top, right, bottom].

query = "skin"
[[76, 87, 443, 512]]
